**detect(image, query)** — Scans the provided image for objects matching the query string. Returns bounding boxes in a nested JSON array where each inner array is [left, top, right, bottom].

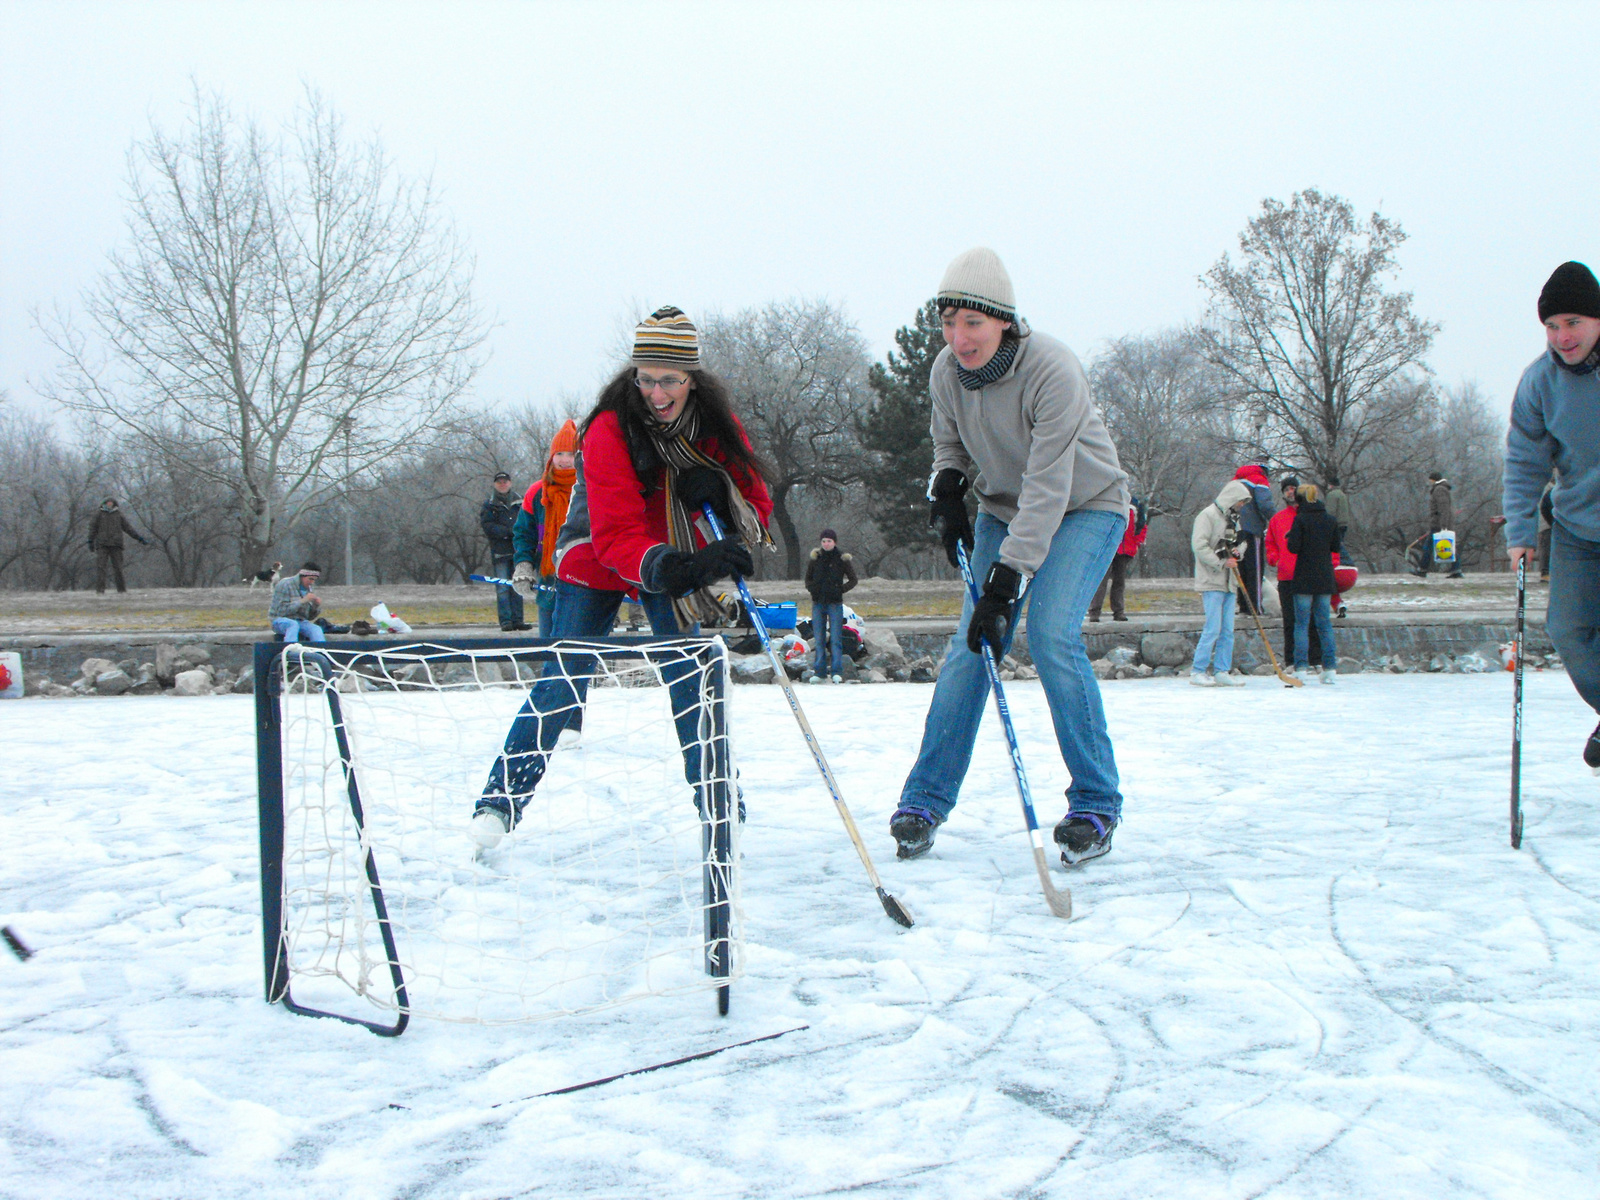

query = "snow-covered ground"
[[3, 671, 1599, 1199]]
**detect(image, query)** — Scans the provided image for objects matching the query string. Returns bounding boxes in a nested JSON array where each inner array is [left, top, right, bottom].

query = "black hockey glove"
[[966, 562, 1022, 661], [677, 466, 733, 530], [929, 468, 974, 569], [652, 539, 755, 597]]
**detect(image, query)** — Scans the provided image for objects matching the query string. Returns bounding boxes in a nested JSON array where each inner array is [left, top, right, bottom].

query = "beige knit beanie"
[[631, 305, 702, 370], [935, 247, 1017, 322]]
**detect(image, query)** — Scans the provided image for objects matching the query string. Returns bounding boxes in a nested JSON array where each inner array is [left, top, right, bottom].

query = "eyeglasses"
[[636, 373, 690, 393]]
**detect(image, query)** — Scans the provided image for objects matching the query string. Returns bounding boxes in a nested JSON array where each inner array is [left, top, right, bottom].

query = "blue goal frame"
[[253, 635, 736, 1037]]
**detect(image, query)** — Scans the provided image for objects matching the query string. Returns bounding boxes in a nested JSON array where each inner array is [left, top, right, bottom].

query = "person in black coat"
[[803, 528, 858, 681], [479, 472, 530, 631], [1286, 484, 1340, 682]]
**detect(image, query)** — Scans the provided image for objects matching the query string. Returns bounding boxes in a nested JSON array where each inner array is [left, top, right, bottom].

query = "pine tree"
[[861, 301, 946, 557]]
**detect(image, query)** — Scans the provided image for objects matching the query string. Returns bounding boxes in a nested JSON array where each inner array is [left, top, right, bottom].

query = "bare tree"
[[701, 299, 873, 577], [1196, 188, 1438, 486], [40, 86, 486, 576], [0, 402, 109, 589]]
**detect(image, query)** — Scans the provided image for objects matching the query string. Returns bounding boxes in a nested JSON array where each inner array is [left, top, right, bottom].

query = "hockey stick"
[[1511, 555, 1526, 849], [2, 926, 33, 961], [1231, 562, 1303, 687], [955, 542, 1072, 920], [467, 572, 555, 594], [699, 505, 913, 929]]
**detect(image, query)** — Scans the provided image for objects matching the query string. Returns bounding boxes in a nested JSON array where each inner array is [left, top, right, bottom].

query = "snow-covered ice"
[[3, 671, 1599, 1198]]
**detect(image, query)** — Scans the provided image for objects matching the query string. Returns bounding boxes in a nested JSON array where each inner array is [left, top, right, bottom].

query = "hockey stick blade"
[[2, 926, 34, 961], [956, 542, 1072, 921], [467, 573, 554, 594], [699, 505, 913, 929], [1231, 563, 1302, 686]]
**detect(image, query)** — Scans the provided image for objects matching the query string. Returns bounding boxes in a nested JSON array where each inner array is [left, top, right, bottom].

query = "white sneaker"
[[1189, 672, 1216, 687], [807, 674, 823, 685], [831, 674, 843, 684], [556, 726, 582, 749], [1214, 671, 1245, 687], [1320, 669, 1337, 684], [470, 809, 509, 850]]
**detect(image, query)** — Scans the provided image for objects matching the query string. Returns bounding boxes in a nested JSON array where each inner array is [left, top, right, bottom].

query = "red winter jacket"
[[556, 409, 773, 593], [1116, 506, 1147, 557], [1264, 505, 1298, 581]]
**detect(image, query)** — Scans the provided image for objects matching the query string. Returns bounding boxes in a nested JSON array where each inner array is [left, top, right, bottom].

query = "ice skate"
[[1055, 812, 1116, 865], [1584, 722, 1600, 774], [556, 725, 582, 750], [890, 806, 939, 860], [470, 805, 511, 850]]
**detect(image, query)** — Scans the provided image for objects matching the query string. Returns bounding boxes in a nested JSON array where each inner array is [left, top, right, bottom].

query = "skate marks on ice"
[[2, 677, 1599, 1197]]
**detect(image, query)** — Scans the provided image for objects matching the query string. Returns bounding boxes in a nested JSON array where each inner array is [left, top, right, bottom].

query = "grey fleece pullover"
[[1504, 350, 1600, 547], [929, 332, 1129, 574]]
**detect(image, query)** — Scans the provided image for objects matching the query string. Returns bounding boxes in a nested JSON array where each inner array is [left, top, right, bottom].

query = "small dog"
[[247, 562, 283, 589]]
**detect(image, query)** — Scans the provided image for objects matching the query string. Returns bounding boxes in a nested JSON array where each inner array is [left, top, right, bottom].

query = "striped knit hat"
[[935, 247, 1017, 323], [631, 305, 701, 369]]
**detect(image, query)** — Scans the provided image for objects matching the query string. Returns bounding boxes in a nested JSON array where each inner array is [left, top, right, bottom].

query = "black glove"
[[966, 562, 1022, 661], [929, 468, 973, 569], [652, 539, 755, 597], [677, 466, 732, 531]]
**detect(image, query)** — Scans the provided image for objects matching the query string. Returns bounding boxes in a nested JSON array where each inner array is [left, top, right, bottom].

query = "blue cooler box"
[[751, 602, 797, 631]]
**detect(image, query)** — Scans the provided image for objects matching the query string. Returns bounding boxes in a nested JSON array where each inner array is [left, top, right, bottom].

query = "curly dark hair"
[[579, 364, 770, 489]]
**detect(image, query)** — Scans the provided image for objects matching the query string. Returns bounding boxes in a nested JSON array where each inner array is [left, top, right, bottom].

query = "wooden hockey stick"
[[957, 542, 1072, 920], [1231, 562, 1303, 687], [700, 506, 914, 929]]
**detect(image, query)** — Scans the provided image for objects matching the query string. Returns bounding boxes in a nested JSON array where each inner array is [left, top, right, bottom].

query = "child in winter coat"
[[803, 528, 858, 681], [1088, 499, 1147, 621], [1189, 481, 1251, 686]]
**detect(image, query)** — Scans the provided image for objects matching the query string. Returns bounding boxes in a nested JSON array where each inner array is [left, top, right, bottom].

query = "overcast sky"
[[3, 0, 1595, 423]]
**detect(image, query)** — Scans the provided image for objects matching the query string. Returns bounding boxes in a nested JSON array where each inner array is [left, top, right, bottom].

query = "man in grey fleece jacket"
[[892, 247, 1130, 867], [1506, 261, 1600, 769]]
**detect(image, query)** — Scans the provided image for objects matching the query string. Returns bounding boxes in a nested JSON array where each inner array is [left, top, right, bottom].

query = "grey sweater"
[[929, 332, 1129, 574], [1504, 351, 1600, 546], [268, 576, 319, 621]]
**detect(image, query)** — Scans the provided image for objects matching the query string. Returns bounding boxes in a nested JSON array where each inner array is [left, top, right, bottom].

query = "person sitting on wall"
[[268, 562, 326, 644]]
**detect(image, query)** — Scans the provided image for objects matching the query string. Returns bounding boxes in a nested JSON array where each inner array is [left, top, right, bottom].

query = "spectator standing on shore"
[[512, 420, 579, 636], [1088, 498, 1147, 622], [1231, 464, 1275, 614], [481, 472, 530, 632], [1189, 480, 1251, 686], [1418, 470, 1465, 579], [269, 562, 326, 644], [804, 528, 858, 683], [1265, 476, 1322, 671], [1287, 484, 1340, 683], [87, 497, 149, 594], [1504, 260, 1600, 770]]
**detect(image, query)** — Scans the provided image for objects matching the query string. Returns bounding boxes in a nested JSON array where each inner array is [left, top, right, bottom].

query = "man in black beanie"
[[1505, 261, 1600, 770]]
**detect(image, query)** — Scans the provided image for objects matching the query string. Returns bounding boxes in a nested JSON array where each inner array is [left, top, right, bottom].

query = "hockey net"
[[255, 637, 740, 1033]]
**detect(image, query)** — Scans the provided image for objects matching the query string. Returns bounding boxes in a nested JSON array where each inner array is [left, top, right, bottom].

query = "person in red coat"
[[1263, 476, 1322, 669], [1088, 499, 1147, 621], [473, 306, 773, 848]]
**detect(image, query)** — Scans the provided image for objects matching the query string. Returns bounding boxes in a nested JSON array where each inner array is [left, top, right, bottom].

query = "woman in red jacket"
[[473, 306, 773, 848], [1088, 499, 1147, 621]]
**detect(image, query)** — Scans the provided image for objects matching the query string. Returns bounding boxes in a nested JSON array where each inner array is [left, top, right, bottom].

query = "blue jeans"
[[1192, 591, 1235, 674], [1293, 593, 1337, 671], [492, 554, 525, 628], [479, 582, 708, 813], [900, 509, 1126, 823], [535, 579, 556, 637], [271, 618, 325, 643], [811, 602, 844, 675], [1547, 522, 1600, 713]]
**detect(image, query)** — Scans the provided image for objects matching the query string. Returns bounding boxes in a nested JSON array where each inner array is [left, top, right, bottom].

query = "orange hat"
[[549, 419, 578, 456]]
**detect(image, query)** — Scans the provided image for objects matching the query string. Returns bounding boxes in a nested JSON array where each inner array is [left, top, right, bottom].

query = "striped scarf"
[[954, 337, 1020, 391], [643, 403, 771, 628]]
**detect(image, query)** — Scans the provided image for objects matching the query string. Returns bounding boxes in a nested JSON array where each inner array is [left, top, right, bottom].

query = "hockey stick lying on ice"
[[699, 504, 914, 929], [1230, 563, 1302, 687], [467, 572, 555, 594], [955, 541, 1072, 920], [1510, 555, 1526, 849]]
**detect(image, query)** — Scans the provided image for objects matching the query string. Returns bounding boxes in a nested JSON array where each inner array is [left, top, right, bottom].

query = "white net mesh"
[[269, 638, 740, 1025]]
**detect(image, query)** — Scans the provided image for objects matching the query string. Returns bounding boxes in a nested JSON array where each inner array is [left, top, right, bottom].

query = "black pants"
[[95, 546, 126, 593], [1278, 580, 1320, 667], [1235, 535, 1264, 613], [1089, 553, 1133, 618]]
